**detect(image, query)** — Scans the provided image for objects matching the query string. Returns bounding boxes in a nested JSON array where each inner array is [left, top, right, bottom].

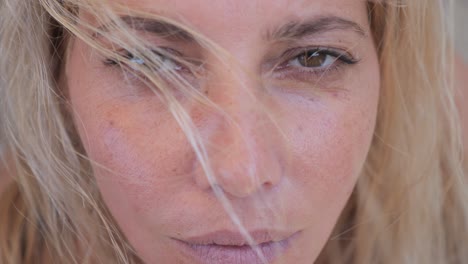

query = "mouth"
[[171, 230, 300, 264]]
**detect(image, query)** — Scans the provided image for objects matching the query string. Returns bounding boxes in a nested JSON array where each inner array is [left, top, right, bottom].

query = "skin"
[[67, 0, 380, 263]]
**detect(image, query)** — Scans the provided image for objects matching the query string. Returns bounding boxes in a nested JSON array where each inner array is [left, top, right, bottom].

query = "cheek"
[[77, 104, 195, 216], [291, 110, 374, 189], [280, 73, 379, 214]]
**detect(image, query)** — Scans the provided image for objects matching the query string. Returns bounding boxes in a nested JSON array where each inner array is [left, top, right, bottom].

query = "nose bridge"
[[194, 66, 283, 197]]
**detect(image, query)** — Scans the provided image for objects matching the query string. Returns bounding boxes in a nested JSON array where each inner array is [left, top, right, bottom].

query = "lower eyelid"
[[103, 59, 201, 92], [271, 61, 348, 83]]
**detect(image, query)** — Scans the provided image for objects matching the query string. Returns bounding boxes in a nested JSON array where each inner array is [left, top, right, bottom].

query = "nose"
[[193, 67, 284, 198]]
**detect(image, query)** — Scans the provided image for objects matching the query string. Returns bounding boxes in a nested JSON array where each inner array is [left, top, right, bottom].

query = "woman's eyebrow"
[[265, 16, 368, 40], [94, 16, 195, 41]]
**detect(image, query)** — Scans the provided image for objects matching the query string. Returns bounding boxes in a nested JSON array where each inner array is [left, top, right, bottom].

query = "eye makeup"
[[271, 46, 360, 83]]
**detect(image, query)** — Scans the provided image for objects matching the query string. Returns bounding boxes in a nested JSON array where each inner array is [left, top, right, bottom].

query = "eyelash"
[[103, 48, 186, 72], [102, 46, 359, 82], [273, 47, 359, 82]]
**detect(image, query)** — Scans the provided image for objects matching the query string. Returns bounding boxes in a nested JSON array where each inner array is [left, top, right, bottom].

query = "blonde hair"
[[1, 0, 467, 263]]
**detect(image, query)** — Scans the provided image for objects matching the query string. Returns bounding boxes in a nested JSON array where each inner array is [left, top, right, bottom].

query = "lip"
[[172, 230, 300, 264]]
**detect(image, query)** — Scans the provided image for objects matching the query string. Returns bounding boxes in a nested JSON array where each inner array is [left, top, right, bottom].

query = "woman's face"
[[67, 0, 379, 263]]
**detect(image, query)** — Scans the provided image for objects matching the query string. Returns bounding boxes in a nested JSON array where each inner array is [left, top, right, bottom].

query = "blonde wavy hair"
[[1, 0, 467, 263]]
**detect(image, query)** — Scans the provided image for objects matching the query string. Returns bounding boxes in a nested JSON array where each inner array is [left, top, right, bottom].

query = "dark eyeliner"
[[283, 46, 359, 67]]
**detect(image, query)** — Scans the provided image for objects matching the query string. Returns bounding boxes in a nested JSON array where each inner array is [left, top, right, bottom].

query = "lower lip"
[[173, 233, 298, 264]]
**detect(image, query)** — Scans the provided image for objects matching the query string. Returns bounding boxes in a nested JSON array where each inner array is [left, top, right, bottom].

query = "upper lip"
[[175, 229, 297, 246]]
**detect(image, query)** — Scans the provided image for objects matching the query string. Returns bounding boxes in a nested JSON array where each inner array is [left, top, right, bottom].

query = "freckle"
[[298, 125, 303, 132], [109, 120, 115, 127]]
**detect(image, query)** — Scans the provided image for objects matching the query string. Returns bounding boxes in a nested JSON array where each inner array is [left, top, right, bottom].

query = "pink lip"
[[172, 230, 300, 264]]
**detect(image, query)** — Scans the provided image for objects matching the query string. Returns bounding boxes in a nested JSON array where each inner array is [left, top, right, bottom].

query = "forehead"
[[110, 0, 370, 35]]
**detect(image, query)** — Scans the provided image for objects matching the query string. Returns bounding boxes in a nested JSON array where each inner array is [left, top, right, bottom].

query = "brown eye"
[[297, 50, 334, 68]]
